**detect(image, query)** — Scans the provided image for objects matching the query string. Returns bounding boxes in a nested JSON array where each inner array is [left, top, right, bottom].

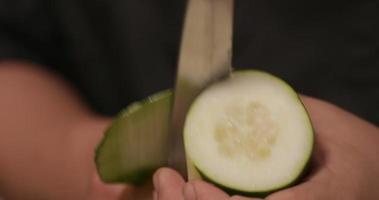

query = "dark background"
[[0, 0, 378, 124]]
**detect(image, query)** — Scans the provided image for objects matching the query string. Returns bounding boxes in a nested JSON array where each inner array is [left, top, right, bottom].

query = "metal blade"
[[169, 0, 234, 177]]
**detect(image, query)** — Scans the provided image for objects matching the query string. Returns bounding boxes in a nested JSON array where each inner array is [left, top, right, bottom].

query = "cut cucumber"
[[95, 90, 173, 185], [184, 70, 314, 196], [95, 70, 313, 196]]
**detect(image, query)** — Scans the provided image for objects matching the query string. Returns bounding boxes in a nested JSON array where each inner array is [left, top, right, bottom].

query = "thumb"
[[153, 168, 185, 200], [183, 181, 262, 200], [183, 181, 229, 200]]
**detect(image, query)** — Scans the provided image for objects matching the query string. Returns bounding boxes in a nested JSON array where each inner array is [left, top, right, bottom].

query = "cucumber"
[[95, 70, 313, 196], [184, 70, 314, 196], [95, 90, 173, 185]]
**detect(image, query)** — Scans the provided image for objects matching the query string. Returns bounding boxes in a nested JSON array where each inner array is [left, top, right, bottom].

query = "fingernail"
[[183, 183, 196, 200], [153, 190, 158, 200], [153, 169, 170, 190]]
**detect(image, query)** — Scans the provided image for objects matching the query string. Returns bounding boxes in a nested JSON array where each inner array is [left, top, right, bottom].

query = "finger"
[[183, 180, 229, 200], [266, 180, 330, 200], [153, 167, 185, 200], [230, 195, 263, 200]]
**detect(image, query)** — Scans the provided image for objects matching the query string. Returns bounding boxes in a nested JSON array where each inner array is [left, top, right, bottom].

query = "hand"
[[0, 62, 152, 199], [87, 172, 153, 200], [153, 96, 379, 200], [152, 168, 257, 200]]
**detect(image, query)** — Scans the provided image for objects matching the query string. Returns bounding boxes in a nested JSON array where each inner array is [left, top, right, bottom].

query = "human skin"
[[153, 96, 379, 200], [0, 61, 137, 199]]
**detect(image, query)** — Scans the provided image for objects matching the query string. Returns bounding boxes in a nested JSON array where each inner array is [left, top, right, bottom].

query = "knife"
[[169, 0, 234, 178]]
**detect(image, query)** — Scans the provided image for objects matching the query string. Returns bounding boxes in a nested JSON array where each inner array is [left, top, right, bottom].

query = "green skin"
[[95, 90, 173, 185], [95, 127, 162, 185]]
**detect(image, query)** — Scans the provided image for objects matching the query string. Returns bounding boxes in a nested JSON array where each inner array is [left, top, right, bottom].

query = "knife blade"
[[169, 0, 234, 178]]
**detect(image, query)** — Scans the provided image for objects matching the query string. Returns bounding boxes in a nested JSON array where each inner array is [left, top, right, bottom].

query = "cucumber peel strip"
[[95, 90, 173, 185]]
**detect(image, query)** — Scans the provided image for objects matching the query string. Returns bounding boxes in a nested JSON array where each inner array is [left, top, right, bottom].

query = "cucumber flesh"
[[184, 70, 314, 195], [95, 90, 173, 185]]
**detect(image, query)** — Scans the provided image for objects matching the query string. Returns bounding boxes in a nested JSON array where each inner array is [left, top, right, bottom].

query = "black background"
[[0, 0, 378, 124]]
